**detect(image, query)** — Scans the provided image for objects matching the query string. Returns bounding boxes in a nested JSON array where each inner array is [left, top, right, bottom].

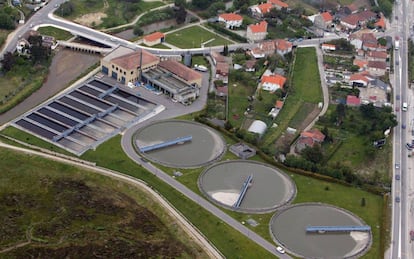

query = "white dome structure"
[[248, 120, 267, 136]]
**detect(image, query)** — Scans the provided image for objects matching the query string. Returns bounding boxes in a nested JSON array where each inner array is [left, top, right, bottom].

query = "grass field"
[[0, 147, 206, 258], [37, 26, 73, 40], [0, 29, 10, 49], [166, 25, 232, 48]]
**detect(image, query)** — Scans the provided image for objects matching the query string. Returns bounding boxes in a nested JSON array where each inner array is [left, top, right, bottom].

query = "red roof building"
[[159, 60, 202, 86], [247, 21, 268, 42], [296, 129, 325, 152], [218, 13, 243, 28], [143, 32, 165, 46], [346, 95, 361, 106], [268, 0, 288, 9]]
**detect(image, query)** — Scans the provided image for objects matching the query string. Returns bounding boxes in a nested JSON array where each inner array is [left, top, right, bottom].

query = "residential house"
[[216, 86, 228, 97], [367, 60, 387, 76], [366, 50, 387, 62], [353, 59, 368, 71], [361, 32, 379, 51], [143, 32, 165, 46], [245, 59, 257, 72], [349, 73, 371, 87], [275, 39, 293, 55], [321, 43, 336, 51], [216, 62, 229, 84], [250, 3, 273, 17], [268, 0, 288, 10], [295, 129, 325, 152], [218, 13, 243, 29], [16, 39, 30, 56], [258, 40, 276, 55], [346, 95, 361, 107], [261, 74, 286, 92], [314, 12, 333, 30], [246, 21, 268, 42], [250, 47, 266, 59], [211, 51, 227, 66], [342, 3, 359, 15], [340, 10, 377, 31], [375, 13, 386, 30]]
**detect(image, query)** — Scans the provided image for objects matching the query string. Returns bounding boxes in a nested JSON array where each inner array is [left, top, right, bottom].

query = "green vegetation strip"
[[262, 47, 323, 146], [37, 26, 73, 41], [166, 25, 232, 48]]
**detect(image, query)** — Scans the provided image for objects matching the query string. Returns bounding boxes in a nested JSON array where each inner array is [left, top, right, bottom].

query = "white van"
[[402, 102, 408, 112]]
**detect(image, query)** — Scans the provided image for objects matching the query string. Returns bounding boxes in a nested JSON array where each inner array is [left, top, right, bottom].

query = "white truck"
[[402, 102, 408, 111], [395, 36, 400, 50]]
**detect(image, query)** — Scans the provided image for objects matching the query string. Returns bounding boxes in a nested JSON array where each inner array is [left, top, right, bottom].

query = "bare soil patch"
[[74, 12, 107, 27]]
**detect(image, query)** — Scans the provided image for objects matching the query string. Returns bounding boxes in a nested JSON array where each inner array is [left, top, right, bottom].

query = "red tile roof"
[[368, 60, 387, 69], [159, 60, 202, 83], [320, 11, 333, 22], [143, 32, 165, 42], [367, 50, 387, 59], [111, 49, 159, 70], [275, 39, 292, 51], [347, 95, 361, 106], [258, 3, 273, 14], [301, 129, 325, 142], [219, 13, 243, 21], [268, 0, 288, 8], [350, 73, 369, 83], [375, 14, 386, 29], [275, 100, 284, 109], [248, 21, 268, 33], [261, 74, 286, 88]]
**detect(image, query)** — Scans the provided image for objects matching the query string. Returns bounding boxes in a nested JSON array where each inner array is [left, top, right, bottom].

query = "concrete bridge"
[[57, 40, 113, 55]]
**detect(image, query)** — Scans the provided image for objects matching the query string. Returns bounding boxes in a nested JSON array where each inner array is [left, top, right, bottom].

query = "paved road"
[[391, 0, 411, 258], [0, 142, 223, 259]]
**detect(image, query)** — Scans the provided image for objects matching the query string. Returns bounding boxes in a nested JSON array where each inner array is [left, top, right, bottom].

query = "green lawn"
[[0, 29, 10, 49], [166, 25, 232, 48], [37, 26, 73, 40]]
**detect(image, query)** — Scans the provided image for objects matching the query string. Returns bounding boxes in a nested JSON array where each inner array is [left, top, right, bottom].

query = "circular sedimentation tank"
[[198, 160, 296, 213], [270, 203, 372, 258], [133, 120, 226, 168]]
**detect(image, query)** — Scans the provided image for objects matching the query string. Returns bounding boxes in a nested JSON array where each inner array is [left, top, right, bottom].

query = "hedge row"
[[206, 22, 247, 43]]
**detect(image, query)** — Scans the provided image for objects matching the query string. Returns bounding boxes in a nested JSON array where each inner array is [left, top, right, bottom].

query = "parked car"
[[410, 230, 414, 241], [406, 143, 413, 150], [396, 174, 400, 180], [402, 124, 406, 129], [396, 197, 400, 203], [276, 246, 285, 254], [397, 95, 400, 100], [395, 163, 400, 169]]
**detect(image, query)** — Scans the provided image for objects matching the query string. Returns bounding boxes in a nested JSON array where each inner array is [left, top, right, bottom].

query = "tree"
[[175, 5, 187, 24], [361, 197, 366, 207], [336, 103, 346, 124], [301, 145, 324, 164], [174, 0, 186, 7], [1, 52, 16, 72], [58, 2, 74, 17], [133, 26, 143, 36], [223, 44, 229, 56], [0, 12, 15, 30]]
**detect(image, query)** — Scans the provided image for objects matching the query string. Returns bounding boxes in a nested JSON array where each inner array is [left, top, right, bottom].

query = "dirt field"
[[74, 12, 107, 27], [0, 49, 100, 125]]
